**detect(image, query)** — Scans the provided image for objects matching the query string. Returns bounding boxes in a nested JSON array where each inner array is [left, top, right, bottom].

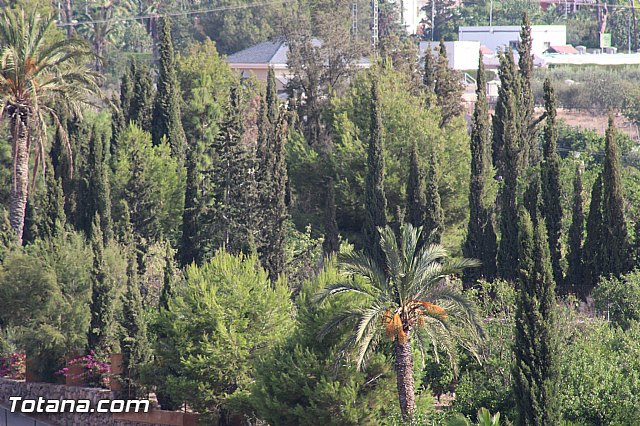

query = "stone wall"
[[0, 377, 149, 426]]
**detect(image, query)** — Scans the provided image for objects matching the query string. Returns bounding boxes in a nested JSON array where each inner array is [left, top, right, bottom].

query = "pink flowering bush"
[[56, 351, 111, 388], [0, 352, 26, 380]]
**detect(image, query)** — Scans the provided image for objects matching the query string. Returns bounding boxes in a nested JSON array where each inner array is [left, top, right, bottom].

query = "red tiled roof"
[[549, 45, 579, 54], [480, 45, 494, 55]]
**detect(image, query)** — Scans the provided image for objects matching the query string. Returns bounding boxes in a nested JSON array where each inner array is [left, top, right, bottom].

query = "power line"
[[55, 0, 296, 27]]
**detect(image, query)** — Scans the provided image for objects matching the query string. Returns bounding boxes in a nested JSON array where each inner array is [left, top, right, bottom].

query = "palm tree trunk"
[[9, 112, 30, 245], [394, 331, 416, 419]]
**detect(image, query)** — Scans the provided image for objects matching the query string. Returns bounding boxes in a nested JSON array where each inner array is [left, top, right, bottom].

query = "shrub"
[[593, 270, 640, 329]]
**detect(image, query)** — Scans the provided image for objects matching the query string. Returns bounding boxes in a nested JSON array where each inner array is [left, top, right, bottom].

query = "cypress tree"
[[583, 175, 603, 290], [463, 52, 497, 282], [495, 50, 520, 282], [83, 126, 113, 243], [152, 18, 187, 161], [322, 178, 340, 257], [566, 163, 585, 290], [180, 139, 200, 267], [406, 143, 426, 228], [434, 39, 463, 127], [541, 78, 563, 286], [39, 171, 67, 240], [129, 62, 154, 132], [159, 245, 175, 311], [513, 209, 559, 426], [601, 115, 630, 276], [111, 65, 134, 160], [260, 107, 289, 281], [363, 79, 387, 267], [518, 13, 537, 167], [87, 213, 116, 355], [423, 43, 436, 94], [121, 247, 152, 397], [424, 151, 444, 244], [255, 71, 289, 280]]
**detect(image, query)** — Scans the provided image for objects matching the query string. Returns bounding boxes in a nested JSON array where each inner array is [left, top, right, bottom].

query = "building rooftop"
[[227, 38, 324, 65]]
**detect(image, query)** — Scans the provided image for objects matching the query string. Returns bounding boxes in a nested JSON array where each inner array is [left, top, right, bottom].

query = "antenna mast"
[[352, 2, 358, 37], [372, 0, 379, 54]]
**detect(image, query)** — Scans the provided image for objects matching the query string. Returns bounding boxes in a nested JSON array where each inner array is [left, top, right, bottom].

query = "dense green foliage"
[[4, 5, 640, 425], [152, 250, 293, 417]]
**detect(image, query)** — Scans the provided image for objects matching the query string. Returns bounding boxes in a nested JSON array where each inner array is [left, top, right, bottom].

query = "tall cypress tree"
[[518, 13, 537, 168], [152, 17, 187, 161], [129, 62, 154, 133], [463, 52, 497, 282], [434, 39, 463, 127], [39, 171, 67, 240], [160, 245, 176, 311], [212, 87, 258, 255], [583, 175, 603, 290], [87, 213, 116, 355], [423, 43, 436, 94], [495, 50, 520, 282], [566, 163, 585, 290], [111, 65, 134, 159], [541, 78, 563, 285], [323, 177, 340, 257], [180, 138, 200, 267], [513, 209, 559, 425], [121, 246, 152, 397], [88, 126, 112, 243], [601, 115, 630, 277], [363, 79, 388, 267], [260, 107, 289, 281], [424, 151, 444, 243], [406, 143, 426, 228]]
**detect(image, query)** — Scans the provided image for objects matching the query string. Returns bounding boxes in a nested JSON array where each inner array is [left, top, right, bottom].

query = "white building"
[[458, 25, 566, 56], [419, 40, 482, 70]]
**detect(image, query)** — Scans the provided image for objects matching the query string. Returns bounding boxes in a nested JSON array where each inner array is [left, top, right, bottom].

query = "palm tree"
[[315, 223, 484, 420], [0, 7, 100, 243]]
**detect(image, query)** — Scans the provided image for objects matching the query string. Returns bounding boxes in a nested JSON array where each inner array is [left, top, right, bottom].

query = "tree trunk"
[[9, 112, 31, 245], [64, 0, 73, 39], [394, 331, 416, 419]]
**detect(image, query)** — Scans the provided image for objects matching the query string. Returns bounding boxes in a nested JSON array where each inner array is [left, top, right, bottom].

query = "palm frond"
[[312, 282, 375, 305]]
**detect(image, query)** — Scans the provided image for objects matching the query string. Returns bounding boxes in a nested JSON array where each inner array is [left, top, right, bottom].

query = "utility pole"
[[431, 0, 435, 41], [372, 0, 379, 55]]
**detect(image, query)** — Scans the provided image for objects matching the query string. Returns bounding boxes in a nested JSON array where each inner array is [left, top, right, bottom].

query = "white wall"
[[420, 41, 481, 70], [458, 25, 566, 56]]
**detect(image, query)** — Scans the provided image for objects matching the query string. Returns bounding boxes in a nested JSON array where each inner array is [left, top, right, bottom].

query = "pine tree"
[[513, 209, 559, 425], [518, 13, 537, 167], [152, 18, 187, 161], [434, 39, 463, 127], [87, 213, 116, 355], [424, 151, 444, 243], [121, 247, 152, 397], [423, 43, 436, 94], [406, 143, 426, 228], [463, 52, 497, 283], [363, 79, 387, 267], [322, 177, 340, 257], [583, 175, 603, 290], [129, 62, 154, 132], [541, 78, 563, 286], [495, 50, 520, 282], [566, 163, 585, 290], [601, 115, 630, 277]]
